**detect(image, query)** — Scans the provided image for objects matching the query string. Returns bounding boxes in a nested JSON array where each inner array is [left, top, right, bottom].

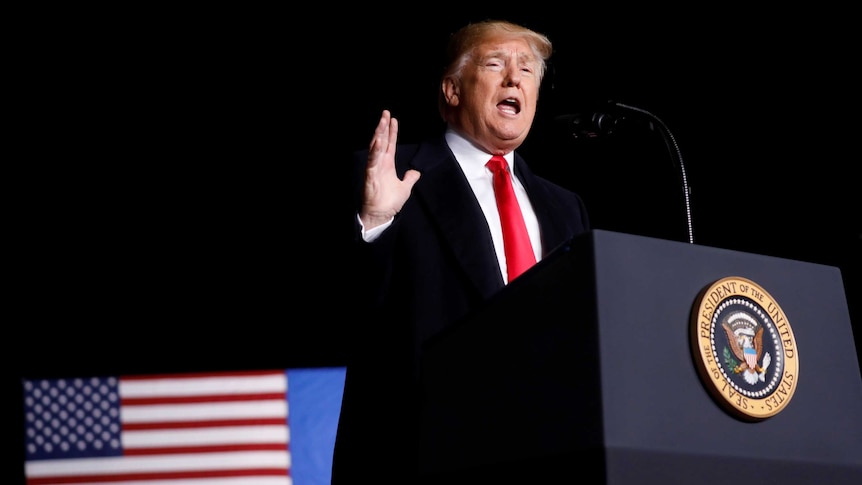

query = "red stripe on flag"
[[123, 443, 288, 455], [123, 417, 286, 430], [27, 468, 289, 485], [122, 392, 286, 406]]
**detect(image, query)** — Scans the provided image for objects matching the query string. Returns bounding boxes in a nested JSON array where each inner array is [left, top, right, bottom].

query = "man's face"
[[445, 36, 541, 154]]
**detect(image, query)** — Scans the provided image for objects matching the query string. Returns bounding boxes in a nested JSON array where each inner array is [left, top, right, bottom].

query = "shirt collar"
[[444, 126, 512, 180]]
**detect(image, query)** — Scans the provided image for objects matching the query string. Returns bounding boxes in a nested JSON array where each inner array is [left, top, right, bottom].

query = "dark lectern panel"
[[420, 230, 862, 484]]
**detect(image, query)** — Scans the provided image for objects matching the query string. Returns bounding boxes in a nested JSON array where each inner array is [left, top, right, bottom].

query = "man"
[[332, 19, 590, 484]]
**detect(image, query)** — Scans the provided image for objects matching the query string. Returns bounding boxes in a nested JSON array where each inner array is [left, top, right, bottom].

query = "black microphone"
[[553, 111, 629, 138]]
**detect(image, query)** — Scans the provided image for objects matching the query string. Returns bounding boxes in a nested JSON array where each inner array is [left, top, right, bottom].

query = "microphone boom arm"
[[612, 101, 695, 244]]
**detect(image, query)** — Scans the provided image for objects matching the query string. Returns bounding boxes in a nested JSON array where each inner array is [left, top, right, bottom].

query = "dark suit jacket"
[[331, 134, 589, 484]]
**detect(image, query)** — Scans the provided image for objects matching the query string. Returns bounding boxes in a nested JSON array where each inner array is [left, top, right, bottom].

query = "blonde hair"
[[437, 20, 553, 120]]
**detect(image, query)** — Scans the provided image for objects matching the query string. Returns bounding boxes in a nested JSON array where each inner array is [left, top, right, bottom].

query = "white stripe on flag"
[[123, 425, 289, 448], [121, 401, 288, 423], [25, 451, 291, 477], [119, 374, 288, 397]]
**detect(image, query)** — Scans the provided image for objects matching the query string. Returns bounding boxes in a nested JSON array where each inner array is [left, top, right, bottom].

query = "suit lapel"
[[407, 140, 505, 297], [513, 154, 570, 257]]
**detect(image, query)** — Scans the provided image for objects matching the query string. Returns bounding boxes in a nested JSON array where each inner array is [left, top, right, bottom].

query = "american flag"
[[22, 368, 345, 485]]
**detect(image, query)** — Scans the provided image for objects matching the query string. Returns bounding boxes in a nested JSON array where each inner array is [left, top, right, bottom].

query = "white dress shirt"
[[445, 128, 542, 282]]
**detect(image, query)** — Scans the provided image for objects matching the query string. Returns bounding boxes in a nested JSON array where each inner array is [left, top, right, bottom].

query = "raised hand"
[[359, 110, 421, 230]]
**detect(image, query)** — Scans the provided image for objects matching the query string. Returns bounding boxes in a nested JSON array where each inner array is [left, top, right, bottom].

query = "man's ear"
[[442, 77, 460, 106]]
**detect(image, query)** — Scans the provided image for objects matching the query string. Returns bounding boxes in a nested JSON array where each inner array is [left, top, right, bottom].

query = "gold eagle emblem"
[[721, 311, 772, 385]]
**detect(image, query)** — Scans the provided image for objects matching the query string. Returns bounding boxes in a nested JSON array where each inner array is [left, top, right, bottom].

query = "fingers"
[[369, 110, 387, 150], [386, 113, 398, 157], [368, 110, 398, 171], [369, 110, 396, 152]]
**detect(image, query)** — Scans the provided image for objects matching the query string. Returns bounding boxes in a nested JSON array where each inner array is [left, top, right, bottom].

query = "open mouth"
[[498, 98, 521, 114]]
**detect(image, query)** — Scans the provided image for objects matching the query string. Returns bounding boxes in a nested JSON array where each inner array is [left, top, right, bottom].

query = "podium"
[[418, 230, 862, 484]]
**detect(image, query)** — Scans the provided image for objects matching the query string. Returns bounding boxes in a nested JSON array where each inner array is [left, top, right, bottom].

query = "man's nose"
[[503, 65, 521, 86]]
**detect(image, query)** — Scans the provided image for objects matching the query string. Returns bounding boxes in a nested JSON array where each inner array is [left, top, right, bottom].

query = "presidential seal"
[[690, 276, 799, 421]]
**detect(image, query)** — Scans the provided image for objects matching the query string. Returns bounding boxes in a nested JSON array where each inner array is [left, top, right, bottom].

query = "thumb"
[[402, 169, 421, 189]]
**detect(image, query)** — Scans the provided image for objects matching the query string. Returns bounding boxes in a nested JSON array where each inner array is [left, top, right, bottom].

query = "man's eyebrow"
[[479, 49, 537, 64], [517, 52, 537, 65], [477, 50, 506, 61]]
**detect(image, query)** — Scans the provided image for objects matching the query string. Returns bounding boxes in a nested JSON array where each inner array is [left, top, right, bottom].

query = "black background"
[[10, 7, 860, 483]]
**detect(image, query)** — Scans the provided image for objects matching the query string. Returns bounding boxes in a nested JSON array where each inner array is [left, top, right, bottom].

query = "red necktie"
[[486, 155, 536, 282]]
